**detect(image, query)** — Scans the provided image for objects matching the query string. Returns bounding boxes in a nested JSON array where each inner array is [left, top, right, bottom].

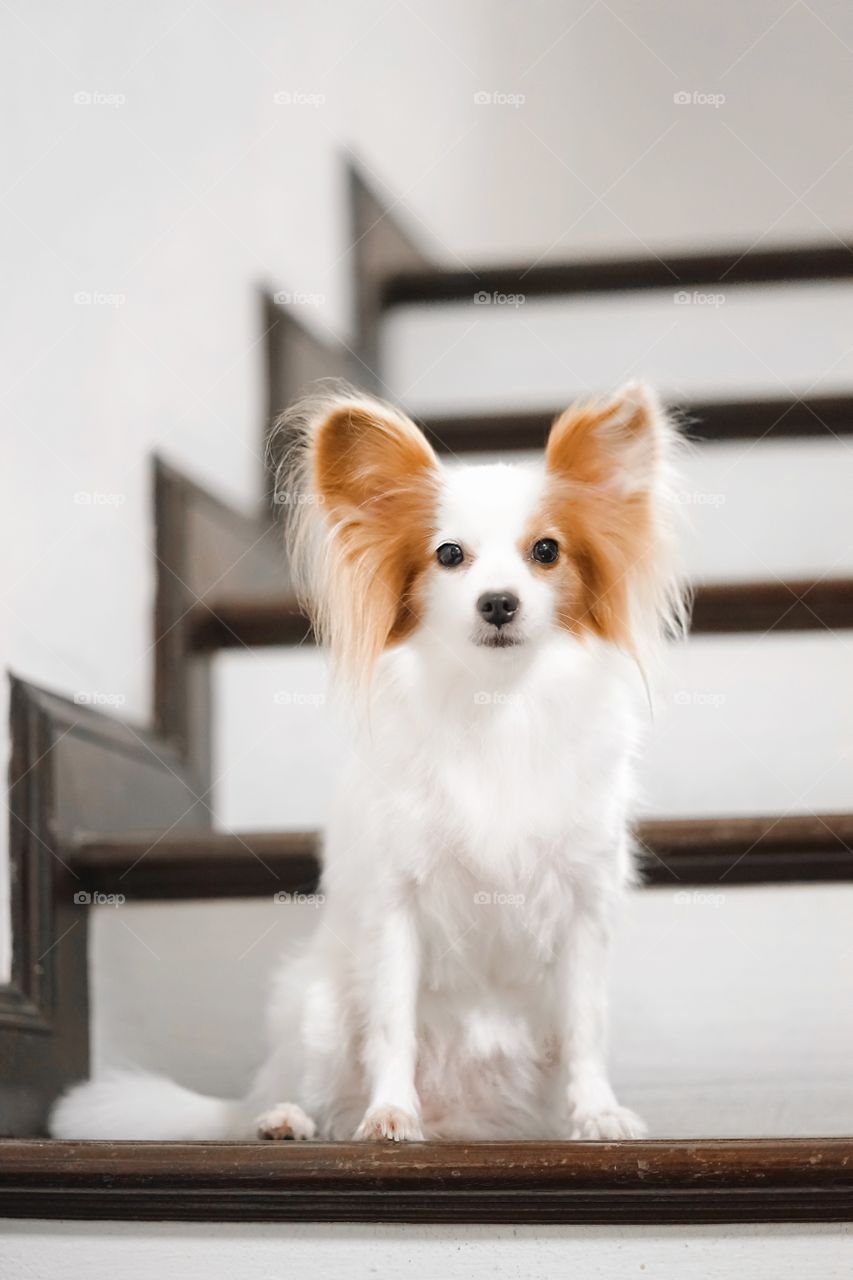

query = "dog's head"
[[278, 384, 685, 685]]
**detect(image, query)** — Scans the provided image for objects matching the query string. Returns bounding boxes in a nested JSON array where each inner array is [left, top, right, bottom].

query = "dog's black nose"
[[477, 591, 519, 627]]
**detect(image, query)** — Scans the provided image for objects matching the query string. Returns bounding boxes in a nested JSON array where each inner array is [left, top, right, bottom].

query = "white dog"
[[52, 382, 684, 1143]]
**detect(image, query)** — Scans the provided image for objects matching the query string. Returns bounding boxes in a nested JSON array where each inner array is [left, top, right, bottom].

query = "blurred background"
[[3, 1, 853, 1138]]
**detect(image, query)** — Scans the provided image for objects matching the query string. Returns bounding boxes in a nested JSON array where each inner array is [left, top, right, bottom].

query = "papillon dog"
[[52, 381, 685, 1142]]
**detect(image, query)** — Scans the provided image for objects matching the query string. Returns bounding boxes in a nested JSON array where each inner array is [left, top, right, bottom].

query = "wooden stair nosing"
[[421, 394, 853, 453], [68, 813, 853, 899], [1, 1137, 851, 1223], [185, 578, 853, 652], [381, 241, 853, 308]]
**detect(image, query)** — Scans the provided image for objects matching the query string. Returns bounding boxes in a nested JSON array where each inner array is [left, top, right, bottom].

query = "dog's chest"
[[403, 712, 624, 985], [413, 836, 576, 991], [415, 690, 628, 870]]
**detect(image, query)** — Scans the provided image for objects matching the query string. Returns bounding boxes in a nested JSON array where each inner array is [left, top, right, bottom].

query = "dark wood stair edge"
[[381, 241, 853, 308], [1, 1138, 851, 1224], [67, 813, 853, 899], [421, 394, 853, 452], [0, 679, 211, 1136], [185, 577, 853, 652]]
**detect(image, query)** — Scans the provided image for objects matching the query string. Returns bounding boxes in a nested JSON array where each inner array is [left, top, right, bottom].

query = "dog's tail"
[[49, 1070, 249, 1140]]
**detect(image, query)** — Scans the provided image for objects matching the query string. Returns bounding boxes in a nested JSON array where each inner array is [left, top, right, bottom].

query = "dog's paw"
[[569, 1104, 647, 1141], [353, 1105, 423, 1142], [256, 1102, 317, 1141]]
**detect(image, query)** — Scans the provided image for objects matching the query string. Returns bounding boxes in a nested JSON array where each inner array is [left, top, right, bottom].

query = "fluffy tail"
[[49, 1070, 249, 1140]]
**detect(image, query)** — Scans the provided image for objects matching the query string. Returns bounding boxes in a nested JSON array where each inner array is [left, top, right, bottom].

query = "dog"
[[51, 382, 685, 1142]]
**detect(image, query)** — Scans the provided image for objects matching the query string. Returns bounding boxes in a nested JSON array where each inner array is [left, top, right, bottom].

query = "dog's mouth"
[[476, 630, 523, 649]]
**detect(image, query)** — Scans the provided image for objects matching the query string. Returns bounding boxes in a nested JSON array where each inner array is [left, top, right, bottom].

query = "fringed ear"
[[545, 382, 686, 655], [275, 388, 439, 687]]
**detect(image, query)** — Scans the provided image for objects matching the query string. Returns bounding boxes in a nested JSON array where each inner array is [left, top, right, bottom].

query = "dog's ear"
[[313, 398, 437, 516], [280, 392, 439, 686], [544, 383, 684, 653], [545, 381, 664, 496]]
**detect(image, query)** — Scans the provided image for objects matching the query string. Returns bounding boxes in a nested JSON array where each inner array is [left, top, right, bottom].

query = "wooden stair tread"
[[1, 1137, 850, 1223], [69, 813, 853, 898], [381, 241, 853, 308], [186, 577, 853, 651], [421, 394, 853, 452]]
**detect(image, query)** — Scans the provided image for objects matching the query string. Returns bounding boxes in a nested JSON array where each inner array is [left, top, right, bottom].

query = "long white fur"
[[51, 383, 684, 1143]]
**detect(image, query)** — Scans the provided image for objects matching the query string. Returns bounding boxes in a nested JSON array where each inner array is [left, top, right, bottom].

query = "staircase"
[[2, 165, 852, 1224]]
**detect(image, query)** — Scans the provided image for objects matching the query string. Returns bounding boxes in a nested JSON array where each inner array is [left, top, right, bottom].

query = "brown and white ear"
[[544, 382, 686, 655], [311, 394, 437, 516], [276, 389, 439, 685], [546, 381, 669, 497]]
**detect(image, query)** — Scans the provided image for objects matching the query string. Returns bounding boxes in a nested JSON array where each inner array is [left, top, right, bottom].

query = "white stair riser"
[[383, 282, 853, 412], [89, 883, 853, 1138], [214, 638, 853, 827]]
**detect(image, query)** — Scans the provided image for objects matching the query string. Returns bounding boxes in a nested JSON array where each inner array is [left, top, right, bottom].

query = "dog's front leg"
[[558, 890, 646, 1140], [353, 897, 423, 1141]]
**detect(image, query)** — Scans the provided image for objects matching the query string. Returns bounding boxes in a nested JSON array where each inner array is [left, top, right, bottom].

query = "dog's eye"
[[436, 542, 464, 568], [531, 538, 559, 565]]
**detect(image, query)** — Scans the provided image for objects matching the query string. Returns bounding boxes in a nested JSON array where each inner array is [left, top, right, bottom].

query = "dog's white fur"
[[52, 382, 684, 1143]]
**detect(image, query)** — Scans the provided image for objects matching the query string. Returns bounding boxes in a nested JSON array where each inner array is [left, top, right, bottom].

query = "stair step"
[[70, 813, 853, 899], [688, 577, 853, 633], [187, 578, 853, 651], [381, 242, 853, 309], [1, 1137, 850, 1223], [422, 395, 853, 452], [72, 829, 318, 899]]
